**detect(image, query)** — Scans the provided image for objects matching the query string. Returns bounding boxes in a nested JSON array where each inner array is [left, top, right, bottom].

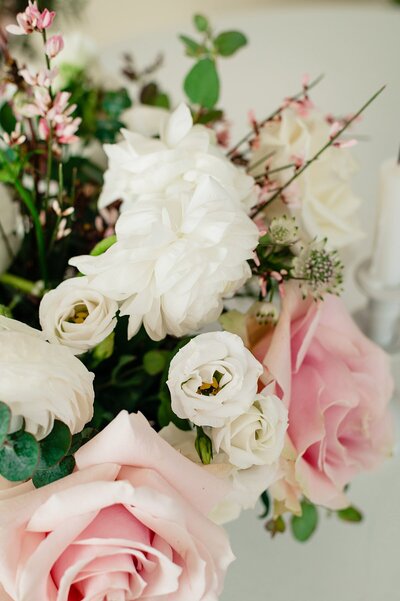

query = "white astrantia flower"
[[211, 391, 288, 470], [70, 177, 259, 341], [250, 105, 363, 248], [167, 331, 263, 428], [39, 276, 118, 355], [0, 316, 94, 440], [0, 184, 24, 275], [98, 102, 257, 212]]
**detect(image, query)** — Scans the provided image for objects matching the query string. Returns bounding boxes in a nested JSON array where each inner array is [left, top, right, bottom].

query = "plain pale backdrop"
[[62, 2, 400, 600]]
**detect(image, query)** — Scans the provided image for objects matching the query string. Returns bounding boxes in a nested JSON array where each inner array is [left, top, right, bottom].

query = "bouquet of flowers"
[[0, 3, 394, 599]]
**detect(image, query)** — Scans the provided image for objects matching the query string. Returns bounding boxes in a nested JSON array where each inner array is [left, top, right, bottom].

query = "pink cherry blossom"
[[6, 1, 55, 36], [45, 34, 64, 59]]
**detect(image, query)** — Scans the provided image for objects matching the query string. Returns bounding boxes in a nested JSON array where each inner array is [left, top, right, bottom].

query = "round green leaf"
[[214, 31, 247, 57], [184, 58, 220, 109], [193, 14, 209, 32], [0, 431, 39, 481], [291, 501, 318, 542], [38, 421, 72, 470], [337, 506, 363, 523], [143, 350, 168, 376], [33, 455, 76, 489], [0, 401, 11, 446]]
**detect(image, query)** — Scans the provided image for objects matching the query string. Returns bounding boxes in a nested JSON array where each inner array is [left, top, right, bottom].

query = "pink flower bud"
[[38, 8, 55, 31], [45, 34, 64, 59]]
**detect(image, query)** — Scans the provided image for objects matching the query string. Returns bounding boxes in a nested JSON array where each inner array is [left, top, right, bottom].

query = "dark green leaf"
[[259, 490, 270, 519], [32, 455, 76, 488], [92, 332, 115, 366], [193, 14, 209, 32], [143, 350, 169, 376], [0, 430, 39, 481], [0, 401, 11, 447], [179, 35, 205, 57], [0, 102, 17, 134], [337, 506, 363, 523], [184, 58, 220, 109], [214, 31, 247, 56], [291, 500, 318, 542], [195, 109, 223, 124], [102, 89, 132, 119], [70, 427, 98, 454], [152, 93, 170, 109], [158, 388, 191, 431], [38, 421, 72, 470]]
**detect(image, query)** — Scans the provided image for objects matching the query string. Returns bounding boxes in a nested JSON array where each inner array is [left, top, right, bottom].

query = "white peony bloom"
[[167, 331, 263, 428], [0, 184, 24, 275], [70, 177, 259, 341], [98, 102, 256, 211], [0, 316, 94, 440], [250, 105, 363, 248], [39, 277, 118, 355], [211, 391, 288, 470]]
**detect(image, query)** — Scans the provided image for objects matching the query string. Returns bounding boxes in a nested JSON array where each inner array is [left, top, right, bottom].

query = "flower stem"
[[250, 85, 386, 219], [0, 273, 42, 296]]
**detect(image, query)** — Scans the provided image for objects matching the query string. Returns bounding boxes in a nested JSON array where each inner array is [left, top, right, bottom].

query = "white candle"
[[370, 158, 400, 287], [368, 157, 400, 348]]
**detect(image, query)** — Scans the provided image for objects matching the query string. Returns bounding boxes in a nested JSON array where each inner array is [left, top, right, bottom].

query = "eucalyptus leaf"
[[0, 401, 11, 447], [337, 506, 363, 523], [0, 430, 39, 481], [33, 455, 76, 488], [214, 31, 247, 56], [38, 420, 72, 470], [184, 58, 219, 109], [291, 501, 318, 542]]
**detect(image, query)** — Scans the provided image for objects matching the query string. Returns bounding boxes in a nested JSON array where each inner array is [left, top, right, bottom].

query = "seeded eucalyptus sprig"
[[179, 14, 247, 115]]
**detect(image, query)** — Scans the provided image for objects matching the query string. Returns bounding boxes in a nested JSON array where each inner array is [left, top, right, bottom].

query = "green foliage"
[[259, 490, 270, 519], [0, 430, 40, 481], [214, 31, 248, 56], [0, 102, 17, 134], [179, 35, 206, 58], [140, 83, 171, 109], [32, 456, 76, 488], [195, 426, 213, 464], [193, 14, 210, 33], [92, 332, 116, 367], [184, 58, 219, 109], [0, 402, 11, 446], [143, 350, 169, 376], [337, 506, 363, 523], [291, 500, 319, 542], [90, 235, 117, 256], [37, 421, 72, 470]]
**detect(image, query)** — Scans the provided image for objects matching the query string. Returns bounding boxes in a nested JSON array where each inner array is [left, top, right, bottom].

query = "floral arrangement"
[[0, 3, 394, 599]]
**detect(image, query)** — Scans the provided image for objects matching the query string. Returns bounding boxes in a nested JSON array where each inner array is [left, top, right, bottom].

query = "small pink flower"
[[19, 66, 58, 87], [6, 1, 55, 35], [45, 34, 64, 59], [38, 117, 50, 140], [2, 122, 26, 147], [332, 138, 358, 149]]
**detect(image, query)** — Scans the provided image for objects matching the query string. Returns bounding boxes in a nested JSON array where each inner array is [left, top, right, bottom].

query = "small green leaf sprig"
[[180, 14, 247, 111]]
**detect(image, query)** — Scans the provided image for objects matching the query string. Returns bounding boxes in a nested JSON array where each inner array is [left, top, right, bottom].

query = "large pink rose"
[[253, 285, 394, 509], [0, 411, 234, 601]]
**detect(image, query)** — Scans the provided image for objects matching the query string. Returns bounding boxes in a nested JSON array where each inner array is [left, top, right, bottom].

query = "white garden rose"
[[0, 184, 24, 275], [167, 331, 263, 427], [211, 391, 288, 470], [98, 102, 256, 212], [0, 316, 94, 440], [39, 276, 118, 354], [250, 105, 363, 248], [70, 177, 259, 341]]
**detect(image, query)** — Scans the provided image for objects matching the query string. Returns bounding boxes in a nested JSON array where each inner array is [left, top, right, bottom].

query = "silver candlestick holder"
[[354, 257, 400, 354]]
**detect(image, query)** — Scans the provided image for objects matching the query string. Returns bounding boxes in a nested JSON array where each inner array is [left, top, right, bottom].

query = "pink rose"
[[0, 411, 234, 600], [253, 285, 394, 509]]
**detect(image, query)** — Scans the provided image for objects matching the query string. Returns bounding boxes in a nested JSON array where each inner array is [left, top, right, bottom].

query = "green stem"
[[14, 180, 48, 286], [0, 273, 41, 296], [250, 85, 386, 219]]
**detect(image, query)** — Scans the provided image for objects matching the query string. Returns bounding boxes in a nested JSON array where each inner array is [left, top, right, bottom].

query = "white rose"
[[98, 102, 256, 212], [0, 184, 24, 274], [250, 105, 363, 248], [211, 391, 288, 470], [39, 277, 118, 355], [0, 316, 94, 440], [70, 177, 259, 341], [167, 331, 263, 427]]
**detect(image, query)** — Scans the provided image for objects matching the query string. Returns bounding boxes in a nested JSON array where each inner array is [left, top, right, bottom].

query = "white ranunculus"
[[0, 184, 24, 274], [39, 277, 118, 355], [167, 331, 263, 428], [159, 423, 279, 524], [211, 391, 288, 470], [98, 102, 256, 212], [0, 316, 94, 440], [70, 177, 259, 341], [250, 105, 363, 248]]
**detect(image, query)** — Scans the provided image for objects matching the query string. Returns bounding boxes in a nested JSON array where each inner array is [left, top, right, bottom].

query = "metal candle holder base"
[[354, 258, 400, 355]]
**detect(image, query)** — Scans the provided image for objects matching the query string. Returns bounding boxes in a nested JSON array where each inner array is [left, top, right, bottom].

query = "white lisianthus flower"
[[0, 184, 24, 274], [250, 105, 363, 248], [211, 392, 288, 470], [98, 102, 256, 212], [39, 277, 118, 355], [70, 177, 259, 341], [167, 331, 263, 428], [0, 316, 94, 440]]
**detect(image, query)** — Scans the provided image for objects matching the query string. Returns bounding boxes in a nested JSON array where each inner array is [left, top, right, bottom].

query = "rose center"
[[67, 303, 89, 324]]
